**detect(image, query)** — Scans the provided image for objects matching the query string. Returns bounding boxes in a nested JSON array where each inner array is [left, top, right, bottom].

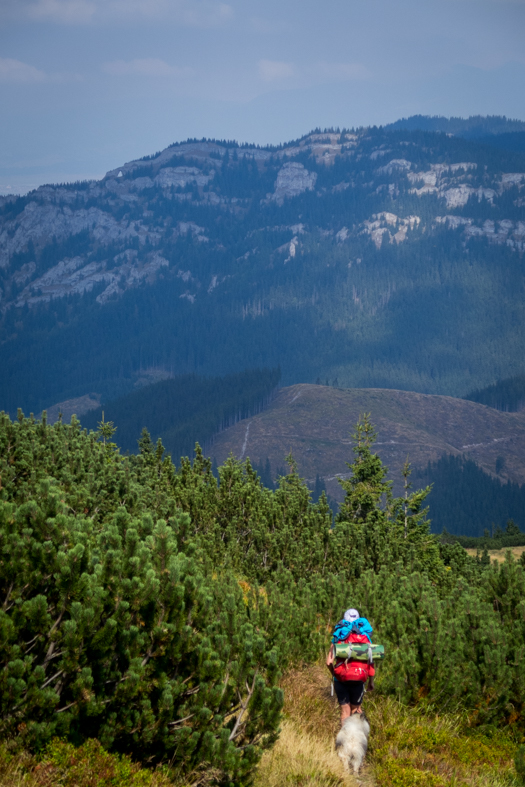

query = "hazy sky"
[[1, 0, 525, 193]]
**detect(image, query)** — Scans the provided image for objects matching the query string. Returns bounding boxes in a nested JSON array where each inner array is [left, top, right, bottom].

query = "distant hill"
[[209, 384, 525, 527], [2, 119, 525, 416]]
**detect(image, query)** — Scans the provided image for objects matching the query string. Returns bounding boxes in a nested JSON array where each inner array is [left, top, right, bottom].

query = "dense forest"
[[441, 525, 525, 551], [1, 120, 525, 416], [385, 114, 525, 138], [465, 373, 525, 411], [3, 409, 525, 784], [81, 368, 280, 460], [413, 454, 525, 536]]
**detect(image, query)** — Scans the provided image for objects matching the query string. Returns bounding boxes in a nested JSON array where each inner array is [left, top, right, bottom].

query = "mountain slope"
[[1, 121, 525, 414], [80, 368, 280, 460], [209, 384, 525, 501]]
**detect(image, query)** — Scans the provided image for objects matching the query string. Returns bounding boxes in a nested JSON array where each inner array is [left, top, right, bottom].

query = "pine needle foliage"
[[2, 409, 525, 784], [0, 412, 284, 784]]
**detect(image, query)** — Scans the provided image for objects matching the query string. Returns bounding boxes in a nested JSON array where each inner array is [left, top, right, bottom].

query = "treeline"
[[413, 454, 525, 536], [384, 114, 525, 138], [464, 374, 525, 412], [441, 523, 525, 551], [4, 411, 525, 782], [81, 368, 280, 460]]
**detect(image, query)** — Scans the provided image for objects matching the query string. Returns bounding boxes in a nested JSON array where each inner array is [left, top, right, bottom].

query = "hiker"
[[326, 607, 375, 725]]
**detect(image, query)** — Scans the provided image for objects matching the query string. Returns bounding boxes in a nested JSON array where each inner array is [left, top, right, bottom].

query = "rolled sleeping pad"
[[334, 642, 385, 661]]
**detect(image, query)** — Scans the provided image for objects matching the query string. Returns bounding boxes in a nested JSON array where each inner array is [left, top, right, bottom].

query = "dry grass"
[[254, 721, 353, 787], [465, 546, 525, 563], [0, 751, 31, 787], [255, 664, 375, 787], [256, 663, 520, 787], [367, 694, 517, 786]]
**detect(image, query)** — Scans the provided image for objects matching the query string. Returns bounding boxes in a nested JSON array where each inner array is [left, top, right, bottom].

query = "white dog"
[[335, 713, 370, 774]]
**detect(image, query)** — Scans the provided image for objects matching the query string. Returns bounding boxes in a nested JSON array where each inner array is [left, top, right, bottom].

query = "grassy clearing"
[[255, 664, 522, 787], [465, 546, 525, 563]]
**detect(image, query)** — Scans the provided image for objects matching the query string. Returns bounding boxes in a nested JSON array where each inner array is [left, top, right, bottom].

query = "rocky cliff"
[[2, 129, 524, 313]]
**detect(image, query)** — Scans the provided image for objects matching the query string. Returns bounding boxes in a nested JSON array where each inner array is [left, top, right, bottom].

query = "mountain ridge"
[[1, 118, 524, 414], [384, 114, 525, 138]]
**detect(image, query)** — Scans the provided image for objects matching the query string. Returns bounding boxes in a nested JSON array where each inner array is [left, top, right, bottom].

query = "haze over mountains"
[[1, 114, 525, 420]]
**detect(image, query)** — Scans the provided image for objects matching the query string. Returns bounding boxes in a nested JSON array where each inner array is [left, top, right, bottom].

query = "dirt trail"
[[255, 664, 376, 786]]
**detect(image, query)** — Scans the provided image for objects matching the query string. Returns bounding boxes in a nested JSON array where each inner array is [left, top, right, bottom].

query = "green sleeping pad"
[[334, 642, 385, 661]]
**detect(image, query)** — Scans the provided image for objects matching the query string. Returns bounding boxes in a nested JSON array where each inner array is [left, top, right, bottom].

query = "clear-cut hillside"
[[210, 384, 525, 499]]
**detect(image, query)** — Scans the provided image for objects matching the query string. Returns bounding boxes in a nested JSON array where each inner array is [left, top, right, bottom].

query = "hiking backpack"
[[333, 631, 374, 683], [331, 618, 375, 683]]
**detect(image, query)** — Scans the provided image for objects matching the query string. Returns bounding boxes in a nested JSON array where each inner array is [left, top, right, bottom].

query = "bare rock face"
[[404, 162, 508, 208], [436, 216, 525, 250], [376, 158, 412, 175], [14, 250, 170, 307], [2, 126, 525, 319], [154, 167, 213, 190], [360, 212, 421, 248], [0, 204, 135, 269], [96, 251, 170, 304], [269, 162, 317, 204]]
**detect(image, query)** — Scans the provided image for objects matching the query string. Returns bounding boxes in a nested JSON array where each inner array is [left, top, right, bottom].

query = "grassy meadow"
[[465, 546, 525, 564]]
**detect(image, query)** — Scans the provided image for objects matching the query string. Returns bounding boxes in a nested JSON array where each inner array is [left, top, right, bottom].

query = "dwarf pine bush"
[[2, 409, 525, 784]]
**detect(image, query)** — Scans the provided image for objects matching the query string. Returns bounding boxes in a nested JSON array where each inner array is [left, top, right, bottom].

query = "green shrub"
[[4, 409, 525, 787], [34, 738, 171, 786], [515, 744, 525, 784], [374, 760, 447, 787], [0, 493, 283, 780]]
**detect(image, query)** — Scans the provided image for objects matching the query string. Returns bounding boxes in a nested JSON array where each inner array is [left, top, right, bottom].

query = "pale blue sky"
[[1, 0, 525, 193]]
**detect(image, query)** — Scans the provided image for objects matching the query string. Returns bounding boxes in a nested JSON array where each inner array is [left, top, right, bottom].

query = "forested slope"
[[465, 373, 525, 412], [413, 454, 525, 536], [1, 120, 525, 415]]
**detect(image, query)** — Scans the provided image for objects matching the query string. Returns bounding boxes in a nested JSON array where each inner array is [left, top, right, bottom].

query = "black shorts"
[[334, 679, 365, 707]]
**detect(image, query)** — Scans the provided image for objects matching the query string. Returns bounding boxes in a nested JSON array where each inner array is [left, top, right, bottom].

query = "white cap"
[[343, 608, 359, 622]]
